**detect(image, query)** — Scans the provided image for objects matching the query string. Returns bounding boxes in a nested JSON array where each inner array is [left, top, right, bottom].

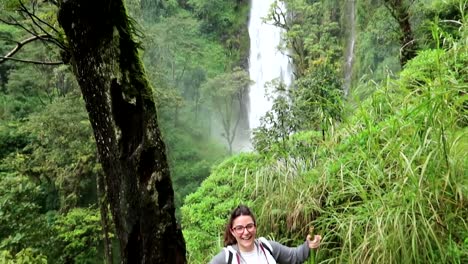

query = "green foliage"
[[0, 64, 61, 120], [6, 66, 50, 98], [0, 94, 43, 120], [268, 0, 343, 77], [354, 4, 401, 81], [4, 95, 98, 210], [0, 173, 106, 263], [164, 126, 227, 211], [293, 60, 344, 132], [0, 121, 29, 161], [51, 208, 104, 264], [187, 0, 238, 36], [253, 61, 343, 154], [252, 80, 298, 153], [143, 13, 227, 111], [0, 24, 20, 92], [0, 248, 47, 264], [140, 11, 232, 151], [0, 173, 51, 254], [202, 68, 251, 102], [0, 64, 68, 119], [186, 0, 250, 64], [139, 0, 179, 21], [412, 0, 466, 50]]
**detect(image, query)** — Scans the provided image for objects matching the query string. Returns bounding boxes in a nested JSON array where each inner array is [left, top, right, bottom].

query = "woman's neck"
[[238, 242, 255, 253]]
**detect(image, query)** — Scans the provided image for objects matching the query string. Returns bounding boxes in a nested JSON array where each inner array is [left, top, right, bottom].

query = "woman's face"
[[231, 215, 256, 252]]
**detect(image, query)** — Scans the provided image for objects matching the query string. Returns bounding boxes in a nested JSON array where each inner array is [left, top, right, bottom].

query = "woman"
[[209, 205, 322, 264]]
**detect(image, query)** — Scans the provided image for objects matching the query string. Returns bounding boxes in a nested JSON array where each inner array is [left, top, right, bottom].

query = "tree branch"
[[0, 1, 67, 64], [264, 1, 289, 30], [19, 0, 62, 36], [1, 35, 44, 59], [0, 0, 66, 54], [0, 16, 38, 37], [0, 34, 63, 65], [17, 0, 66, 50], [0, 56, 63, 65]]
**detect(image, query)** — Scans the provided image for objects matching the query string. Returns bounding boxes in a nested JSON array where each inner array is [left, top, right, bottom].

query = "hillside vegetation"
[[181, 1, 468, 263]]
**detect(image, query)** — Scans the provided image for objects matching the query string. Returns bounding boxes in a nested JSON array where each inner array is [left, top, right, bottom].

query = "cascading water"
[[248, 0, 292, 132], [343, 0, 356, 96]]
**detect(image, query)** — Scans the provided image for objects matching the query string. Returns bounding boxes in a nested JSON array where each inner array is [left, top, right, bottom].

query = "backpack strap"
[[258, 237, 276, 264], [224, 246, 237, 264], [224, 248, 233, 264], [258, 237, 274, 257]]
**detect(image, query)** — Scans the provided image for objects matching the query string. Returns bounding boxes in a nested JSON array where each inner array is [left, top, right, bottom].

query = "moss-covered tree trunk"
[[57, 0, 186, 263]]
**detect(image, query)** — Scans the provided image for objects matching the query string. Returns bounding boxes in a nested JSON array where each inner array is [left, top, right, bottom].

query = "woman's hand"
[[306, 234, 322, 249]]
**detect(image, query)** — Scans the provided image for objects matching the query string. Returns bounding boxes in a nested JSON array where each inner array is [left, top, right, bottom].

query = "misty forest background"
[[0, 0, 466, 263]]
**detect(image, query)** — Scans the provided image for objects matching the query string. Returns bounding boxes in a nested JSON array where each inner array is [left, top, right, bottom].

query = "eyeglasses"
[[232, 223, 256, 234]]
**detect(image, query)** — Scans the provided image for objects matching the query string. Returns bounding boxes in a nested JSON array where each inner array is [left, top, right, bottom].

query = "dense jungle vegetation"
[[0, 0, 466, 263]]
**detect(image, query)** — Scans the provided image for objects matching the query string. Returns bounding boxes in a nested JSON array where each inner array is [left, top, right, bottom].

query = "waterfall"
[[343, 0, 356, 96], [248, 0, 292, 132]]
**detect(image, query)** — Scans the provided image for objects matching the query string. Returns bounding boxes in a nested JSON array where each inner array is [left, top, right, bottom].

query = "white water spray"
[[248, 0, 292, 131]]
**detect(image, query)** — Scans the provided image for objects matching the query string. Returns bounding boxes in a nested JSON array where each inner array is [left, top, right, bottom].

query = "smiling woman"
[[209, 205, 322, 264]]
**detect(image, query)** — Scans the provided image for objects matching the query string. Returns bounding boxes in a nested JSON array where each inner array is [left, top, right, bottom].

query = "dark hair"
[[223, 205, 256, 246]]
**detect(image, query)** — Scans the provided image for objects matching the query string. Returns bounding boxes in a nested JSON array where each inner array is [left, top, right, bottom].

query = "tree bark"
[[397, 12, 417, 66], [57, 0, 186, 263], [384, 0, 418, 66], [97, 172, 113, 264]]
